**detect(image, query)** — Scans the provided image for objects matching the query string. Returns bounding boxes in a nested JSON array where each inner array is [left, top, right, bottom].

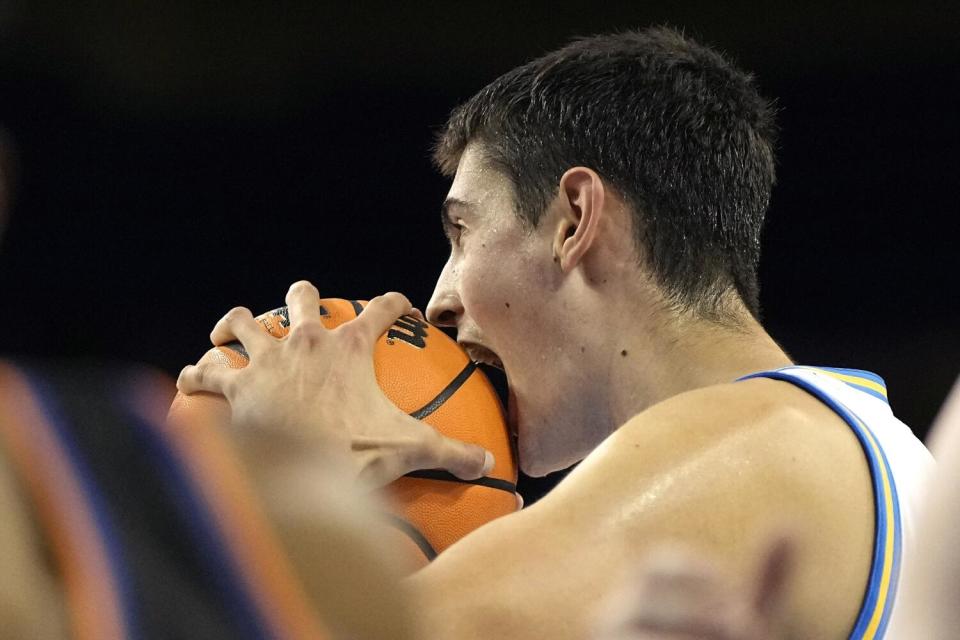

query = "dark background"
[[0, 2, 957, 497]]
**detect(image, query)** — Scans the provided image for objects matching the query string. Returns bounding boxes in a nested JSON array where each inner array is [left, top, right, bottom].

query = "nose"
[[426, 257, 463, 328]]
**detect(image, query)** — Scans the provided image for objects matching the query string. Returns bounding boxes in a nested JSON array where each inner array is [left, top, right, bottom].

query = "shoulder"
[[560, 377, 871, 511], [537, 377, 875, 637], [408, 378, 875, 639]]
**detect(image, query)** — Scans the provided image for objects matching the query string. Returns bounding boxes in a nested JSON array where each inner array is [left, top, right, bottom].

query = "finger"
[[409, 307, 426, 322], [355, 292, 413, 343], [285, 280, 324, 327], [429, 433, 494, 480], [210, 306, 272, 353], [177, 363, 232, 396]]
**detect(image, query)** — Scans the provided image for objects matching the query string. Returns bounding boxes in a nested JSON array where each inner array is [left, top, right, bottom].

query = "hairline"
[[441, 137, 753, 327]]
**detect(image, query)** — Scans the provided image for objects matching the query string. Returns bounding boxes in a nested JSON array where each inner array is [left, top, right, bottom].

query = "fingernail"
[[482, 451, 495, 475], [515, 493, 524, 510]]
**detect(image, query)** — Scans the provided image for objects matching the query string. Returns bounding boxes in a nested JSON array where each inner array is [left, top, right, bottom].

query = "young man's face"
[[426, 144, 600, 476]]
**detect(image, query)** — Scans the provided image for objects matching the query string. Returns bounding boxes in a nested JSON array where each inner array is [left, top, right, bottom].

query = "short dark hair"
[[433, 27, 777, 320]]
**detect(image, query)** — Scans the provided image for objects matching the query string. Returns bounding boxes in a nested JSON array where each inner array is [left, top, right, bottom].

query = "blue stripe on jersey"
[[121, 406, 274, 640], [22, 368, 141, 640], [738, 369, 901, 640]]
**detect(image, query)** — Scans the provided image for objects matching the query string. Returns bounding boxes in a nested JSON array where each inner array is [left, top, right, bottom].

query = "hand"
[[177, 280, 494, 487], [591, 537, 793, 640]]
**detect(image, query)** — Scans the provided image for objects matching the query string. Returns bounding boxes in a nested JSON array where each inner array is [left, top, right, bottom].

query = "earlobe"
[[553, 167, 604, 273]]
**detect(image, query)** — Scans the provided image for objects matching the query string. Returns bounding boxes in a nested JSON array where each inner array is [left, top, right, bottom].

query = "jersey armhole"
[[738, 370, 902, 640]]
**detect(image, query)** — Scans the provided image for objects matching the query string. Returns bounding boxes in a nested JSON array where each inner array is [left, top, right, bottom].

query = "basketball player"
[[179, 28, 934, 639]]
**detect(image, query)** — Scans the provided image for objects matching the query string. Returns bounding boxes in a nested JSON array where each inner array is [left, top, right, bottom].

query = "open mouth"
[[461, 342, 516, 437], [462, 343, 504, 371]]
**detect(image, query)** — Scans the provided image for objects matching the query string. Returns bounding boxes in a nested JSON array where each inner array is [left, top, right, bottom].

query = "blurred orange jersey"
[[0, 360, 328, 640]]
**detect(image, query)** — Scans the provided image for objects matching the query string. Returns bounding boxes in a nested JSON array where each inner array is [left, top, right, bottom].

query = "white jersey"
[[738, 366, 934, 640]]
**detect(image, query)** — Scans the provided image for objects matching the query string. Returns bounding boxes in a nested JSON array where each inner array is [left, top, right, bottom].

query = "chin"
[[516, 421, 592, 477], [516, 436, 573, 478], [518, 456, 557, 478]]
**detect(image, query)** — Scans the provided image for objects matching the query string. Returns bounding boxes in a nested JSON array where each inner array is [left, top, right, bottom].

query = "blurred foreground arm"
[[892, 376, 960, 639], [591, 538, 793, 640], [0, 446, 65, 640]]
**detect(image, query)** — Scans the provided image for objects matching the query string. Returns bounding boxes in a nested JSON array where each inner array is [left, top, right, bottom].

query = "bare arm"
[[407, 380, 874, 640]]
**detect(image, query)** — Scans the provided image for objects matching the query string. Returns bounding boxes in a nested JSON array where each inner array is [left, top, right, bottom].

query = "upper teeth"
[[466, 346, 503, 370]]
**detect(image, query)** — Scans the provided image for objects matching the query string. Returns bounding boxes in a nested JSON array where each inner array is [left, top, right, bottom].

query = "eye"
[[448, 218, 466, 245]]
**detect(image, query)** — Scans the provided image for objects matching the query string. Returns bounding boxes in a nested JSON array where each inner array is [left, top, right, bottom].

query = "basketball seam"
[[402, 469, 516, 494], [381, 514, 438, 561], [409, 361, 477, 420]]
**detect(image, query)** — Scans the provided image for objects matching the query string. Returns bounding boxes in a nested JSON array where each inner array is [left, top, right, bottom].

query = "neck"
[[603, 304, 793, 431]]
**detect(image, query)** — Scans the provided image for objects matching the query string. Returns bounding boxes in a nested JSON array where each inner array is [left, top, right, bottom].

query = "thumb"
[[434, 435, 495, 480]]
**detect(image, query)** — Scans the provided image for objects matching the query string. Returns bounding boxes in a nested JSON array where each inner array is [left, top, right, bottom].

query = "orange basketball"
[[168, 297, 518, 570]]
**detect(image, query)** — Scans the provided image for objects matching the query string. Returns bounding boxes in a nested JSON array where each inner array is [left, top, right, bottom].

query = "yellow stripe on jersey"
[[735, 366, 901, 639], [852, 413, 897, 639], [810, 368, 889, 399]]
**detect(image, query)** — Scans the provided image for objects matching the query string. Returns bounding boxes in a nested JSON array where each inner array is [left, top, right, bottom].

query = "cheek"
[[459, 243, 523, 319], [465, 250, 546, 339]]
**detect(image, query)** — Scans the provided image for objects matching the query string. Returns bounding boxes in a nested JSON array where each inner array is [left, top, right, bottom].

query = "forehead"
[[447, 144, 516, 211]]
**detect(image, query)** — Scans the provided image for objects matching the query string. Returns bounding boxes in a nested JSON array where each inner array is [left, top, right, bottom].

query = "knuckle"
[[396, 441, 418, 470], [424, 430, 449, 461], [185, 364, 205, 387], [382, 291, 410, 308], [221, 377, 238, 399], [337, 322, 369, 349], [289, 321, 325, 346], [405, 431, 440, 470], [452, 442, 484, 477], [176, 365, 193, 387], [288, 280, 317, 295], [224, 306, 251, 322]]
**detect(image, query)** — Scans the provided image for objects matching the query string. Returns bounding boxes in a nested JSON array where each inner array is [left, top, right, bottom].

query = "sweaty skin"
[[406, 380, 872, 640], [184, 145, 878, 639]]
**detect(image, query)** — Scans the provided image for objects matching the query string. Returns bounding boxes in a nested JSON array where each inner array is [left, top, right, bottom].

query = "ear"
[[553, 167, 605, 273]]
